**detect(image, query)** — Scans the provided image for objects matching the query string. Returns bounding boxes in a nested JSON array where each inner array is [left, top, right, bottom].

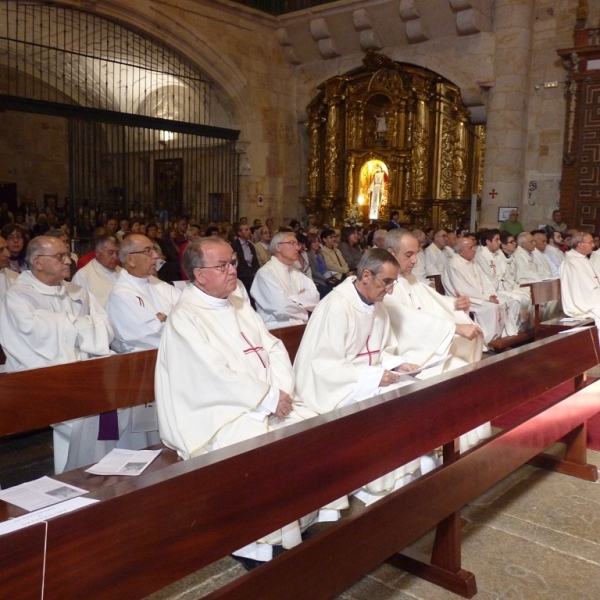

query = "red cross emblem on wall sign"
[[489, 189, 498, 198]]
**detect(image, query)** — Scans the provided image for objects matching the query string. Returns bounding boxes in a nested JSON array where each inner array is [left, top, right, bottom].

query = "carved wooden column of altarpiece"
[[558, 33, 600, 232], [303, 52, 484, 230]]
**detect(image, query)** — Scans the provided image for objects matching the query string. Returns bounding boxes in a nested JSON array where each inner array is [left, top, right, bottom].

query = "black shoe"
[[230, 555, 266, 571]]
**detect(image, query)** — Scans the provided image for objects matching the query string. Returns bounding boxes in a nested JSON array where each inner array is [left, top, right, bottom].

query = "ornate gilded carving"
[[452, 114, 468, 198], [305, 52, 480, 228], [440, 119, 455, 199]]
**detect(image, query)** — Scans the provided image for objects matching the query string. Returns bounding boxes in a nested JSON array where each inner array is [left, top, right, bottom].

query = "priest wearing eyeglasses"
[[250, 231, 320, 330], [155, 237, 338, 568], [106, 234, 181, 353], [293, 248, 421, 504], [0, 235, 114, 473]]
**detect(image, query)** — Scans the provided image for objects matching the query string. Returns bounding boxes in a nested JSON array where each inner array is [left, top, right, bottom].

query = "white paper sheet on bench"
[[402, 354, 451, 377], [85, 448, 162, 476], [0, 476, 88, 511], [0, 497, 99, 536]]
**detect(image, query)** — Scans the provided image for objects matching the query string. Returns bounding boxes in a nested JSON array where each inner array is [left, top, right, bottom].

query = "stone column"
[[480, 0, 534, 227]]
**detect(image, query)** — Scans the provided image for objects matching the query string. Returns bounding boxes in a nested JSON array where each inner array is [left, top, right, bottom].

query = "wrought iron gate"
[[0, 1, 239, 224]]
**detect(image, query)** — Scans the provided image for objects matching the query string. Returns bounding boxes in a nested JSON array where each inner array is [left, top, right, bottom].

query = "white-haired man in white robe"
[[105, 233, 182, 449], [294, 249, 425, 505], [72, 233, 121, 306], [250, 231, 319, 330], [442, 236, 518, 345], [156, 238, 341, 569], [560, 231, 600, 335], [0, 236, 113, 473]]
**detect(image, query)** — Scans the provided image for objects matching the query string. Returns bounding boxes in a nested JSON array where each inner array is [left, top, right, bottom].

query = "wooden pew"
[[0, 329, 599, 599], [522, 279, 595, 340]]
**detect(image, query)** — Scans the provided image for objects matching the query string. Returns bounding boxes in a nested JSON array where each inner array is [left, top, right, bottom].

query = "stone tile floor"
[[144, 449, 600, 600]]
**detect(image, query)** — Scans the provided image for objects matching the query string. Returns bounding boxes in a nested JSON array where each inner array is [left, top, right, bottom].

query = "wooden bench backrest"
[[523, 278, 561, 305], [270, 323, 306, 361], [427, 274, 445, 295], [0, 329, 597, 600]]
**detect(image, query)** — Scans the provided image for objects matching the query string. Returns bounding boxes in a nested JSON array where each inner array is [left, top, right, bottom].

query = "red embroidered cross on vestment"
[[240, 332, 266, 368], [356, 335, 380, 366]]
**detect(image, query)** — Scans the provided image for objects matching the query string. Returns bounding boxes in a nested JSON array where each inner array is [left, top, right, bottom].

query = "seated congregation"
[[1, 213, 600, 595]]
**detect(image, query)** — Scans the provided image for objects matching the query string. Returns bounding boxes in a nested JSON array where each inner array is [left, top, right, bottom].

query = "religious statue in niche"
[[369, 166, 387, 218], [358, 160, 389, 220]]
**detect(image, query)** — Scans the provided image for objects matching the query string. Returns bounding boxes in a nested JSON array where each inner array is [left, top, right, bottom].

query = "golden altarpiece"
[[303, 52, 484, 230]]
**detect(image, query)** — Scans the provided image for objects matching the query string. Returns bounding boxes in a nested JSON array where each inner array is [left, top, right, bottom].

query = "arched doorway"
[[0, 1, 240, 239]]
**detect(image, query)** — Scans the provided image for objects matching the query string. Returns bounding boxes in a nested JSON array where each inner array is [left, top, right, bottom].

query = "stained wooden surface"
[[0, 329, 598, 599]]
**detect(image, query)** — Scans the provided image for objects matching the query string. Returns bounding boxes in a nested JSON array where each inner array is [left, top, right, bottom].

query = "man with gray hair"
[[371, 228, 387, 249], [442, 236, 518, 346], [294, 249, 421, 504], [106, 233, 181, 353], [410, 228, 429, 283], [561, 231, 600, 335], [250, 231, 319, 330], [513, 231, 548, 283], [104, 233, 182, 458], [72, 232, 121, 306], [0, 235, 113, 473], [156, 237, 336, 568]]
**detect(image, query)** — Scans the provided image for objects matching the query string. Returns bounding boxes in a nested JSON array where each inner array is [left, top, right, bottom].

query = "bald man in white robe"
[[0, 236, 114, 473], [250, 232, 319, 330], [384, 229, 483, 369], [384, 229, 490, 451], [156, 238, 340, 566], [72, 233, 121, 306]]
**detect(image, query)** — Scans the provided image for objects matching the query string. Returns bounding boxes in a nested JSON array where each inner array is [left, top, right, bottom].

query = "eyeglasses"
[[36, 252, 71, 261], [373, 274, 398, 289], [278, 241, 300, 247], [6, 234, 23, 241], [198, 256, 238, 273], [128, 247, 156, 256]]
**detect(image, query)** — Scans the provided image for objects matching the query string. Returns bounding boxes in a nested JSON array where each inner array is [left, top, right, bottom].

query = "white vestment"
[[251, 256, 320, 330], [411, 249, 429, 284], [156, 285, 331, 559], [442, 254, 516, 344], [544, 244, 564, 278], [105, 269, 182, 450], [294, 277, 422, 502], [589, 249, 600, 274], [560, 249, 600, 332], [532, 248, 553, 279], [386, 275, 489, 452], [0, 267, 17, 300], [72, 259, 121, 306], [513, 246, 545, 284], [388, 275, 483, 366], [475, 246, 532, 329], [106, 270, 182, 353], [0, 270, 114, 473], [425, 244, 448, 276]]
